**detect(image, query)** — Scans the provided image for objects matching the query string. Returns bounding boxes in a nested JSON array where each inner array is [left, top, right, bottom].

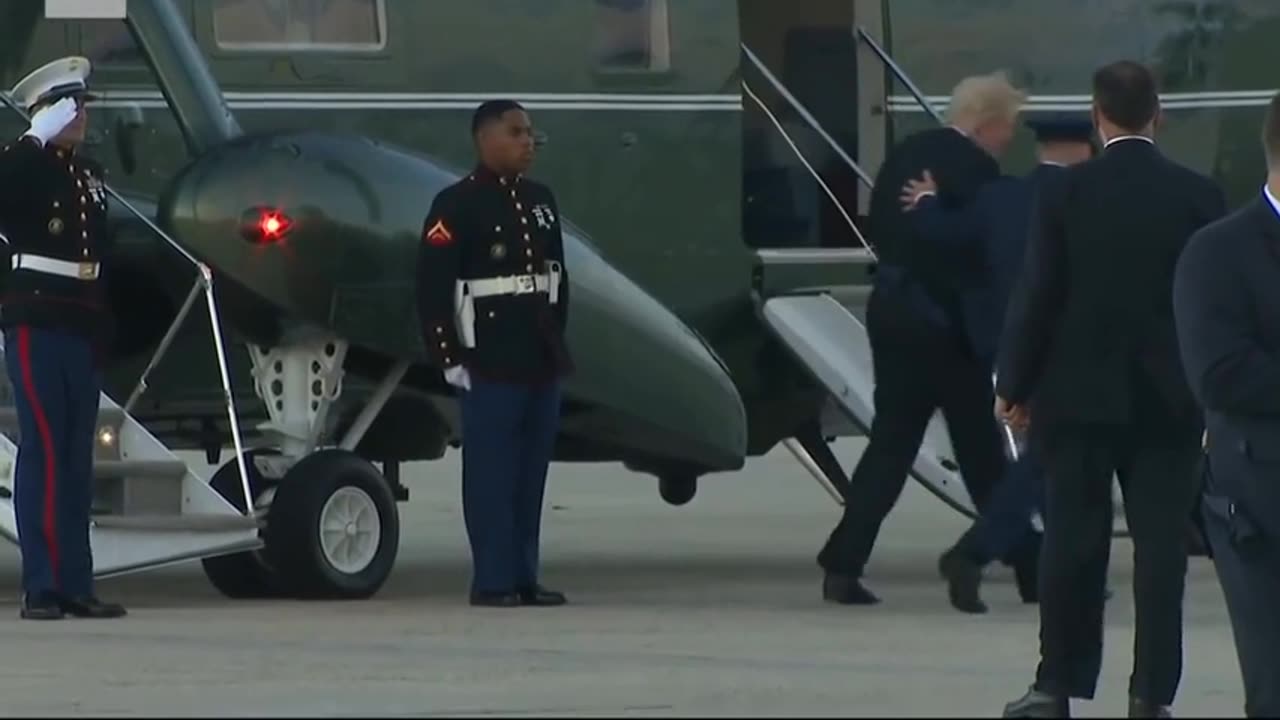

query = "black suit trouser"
[[1201, 478, 1280, 717], [1033, 424, 1199, 705], [817, 286, 1006, 576]]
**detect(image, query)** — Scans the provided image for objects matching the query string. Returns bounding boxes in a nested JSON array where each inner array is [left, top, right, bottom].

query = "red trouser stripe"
[[16, 326, 59, 588]]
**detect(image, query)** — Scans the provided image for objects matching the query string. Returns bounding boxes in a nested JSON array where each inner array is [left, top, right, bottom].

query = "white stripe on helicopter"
[[66, 90, 1280, 112]]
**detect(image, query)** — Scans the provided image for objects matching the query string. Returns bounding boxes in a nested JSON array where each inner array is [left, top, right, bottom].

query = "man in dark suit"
[[817, 72, 1025, 605], [1172, 90, 1280, 718], [898, 115, 1097, 614], [996, 61, 1227, 718]]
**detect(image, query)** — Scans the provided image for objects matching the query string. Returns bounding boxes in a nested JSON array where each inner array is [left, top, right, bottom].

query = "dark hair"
[[1264, 92, 1280, 169], [1091, 61, 1159, 133], [471, 99, 525, 136]]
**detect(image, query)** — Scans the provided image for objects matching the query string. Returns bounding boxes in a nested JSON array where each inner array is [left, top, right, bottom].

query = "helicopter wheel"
[[201, 450, 286, 599], [263, 449, 400, 600], [658, 474, 698, 506]]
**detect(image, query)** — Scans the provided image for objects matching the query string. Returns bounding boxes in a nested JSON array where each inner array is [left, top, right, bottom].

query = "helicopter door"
[[739, 0, 861, 249]]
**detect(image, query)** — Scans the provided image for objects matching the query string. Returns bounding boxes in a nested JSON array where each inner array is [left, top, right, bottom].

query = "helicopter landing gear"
[[199, 333, 404, 600]]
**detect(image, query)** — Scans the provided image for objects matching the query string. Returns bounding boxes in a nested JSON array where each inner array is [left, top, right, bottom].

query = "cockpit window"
[[212, 0, 386, 52]]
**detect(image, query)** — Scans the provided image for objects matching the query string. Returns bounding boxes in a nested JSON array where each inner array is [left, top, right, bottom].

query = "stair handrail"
[[854, 25, 944, 125], [739, 44, 875, 258], [741, 43, 874, 189], [0, 93, 255, 521]]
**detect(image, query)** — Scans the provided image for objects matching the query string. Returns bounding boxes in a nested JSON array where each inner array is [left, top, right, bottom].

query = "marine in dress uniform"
[[899, 115, 1096, 614], [1172, 90, 1280, 718], [415, 100, 571, 608], [0, 57, 126, 620]]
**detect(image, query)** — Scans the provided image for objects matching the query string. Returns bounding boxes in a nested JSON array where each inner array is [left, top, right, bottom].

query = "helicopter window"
[[594, 0, 671, 72], [79, 19, 144, 66], [212, 0, 386, 51]]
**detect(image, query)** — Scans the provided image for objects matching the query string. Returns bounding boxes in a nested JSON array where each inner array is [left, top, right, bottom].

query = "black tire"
[[200, 451, 285, 599], [658, 474, 698, 506], [263, 449, 400, 600]]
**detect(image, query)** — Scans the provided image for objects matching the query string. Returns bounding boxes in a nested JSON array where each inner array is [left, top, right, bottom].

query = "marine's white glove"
[[443, 365, 471, 391], [23, 97, 77, 146]]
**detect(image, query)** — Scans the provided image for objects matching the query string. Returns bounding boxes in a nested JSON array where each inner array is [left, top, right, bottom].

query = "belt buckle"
[[77, 262, 95, 280], [515, 275, 535, 294]]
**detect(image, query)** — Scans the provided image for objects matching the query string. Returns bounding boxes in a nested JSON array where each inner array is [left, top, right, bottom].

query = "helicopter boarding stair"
[[0, 96, 263, 578]]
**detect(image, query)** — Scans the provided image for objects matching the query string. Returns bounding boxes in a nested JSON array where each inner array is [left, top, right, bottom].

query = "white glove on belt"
[[443, 365, 471, 391], [23, 97, 78, 146]]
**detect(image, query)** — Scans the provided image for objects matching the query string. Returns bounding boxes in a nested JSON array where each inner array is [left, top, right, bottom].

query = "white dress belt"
[[11, 253, 100, 280], [465, 273, 550, 298]]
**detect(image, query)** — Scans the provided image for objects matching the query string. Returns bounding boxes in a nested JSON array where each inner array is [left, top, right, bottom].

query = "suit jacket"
[[867, 126, 1000, 334], [996, 138, 1226, 435], [911, 163, 1068, 365], [1174, 194, 1280, 540]]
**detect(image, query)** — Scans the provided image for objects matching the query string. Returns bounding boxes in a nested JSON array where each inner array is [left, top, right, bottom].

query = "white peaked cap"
[[10, 56, 93, 111]]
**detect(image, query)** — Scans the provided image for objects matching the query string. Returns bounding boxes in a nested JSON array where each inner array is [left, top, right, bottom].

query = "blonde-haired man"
[[946, 71, 1027, 158], [816, 72, 1024, 606]]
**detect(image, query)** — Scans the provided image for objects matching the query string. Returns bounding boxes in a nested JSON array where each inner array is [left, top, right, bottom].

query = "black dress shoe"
[[20, 592, 64, 621], [939, 548, 987, 614], [1003, 687, 1070, 718], [518, 585, 567, 607], [1129, 697, 1171, 718], [469, 591, 521, 608], [822, 573, 880, 605], [60, 595, 127, 619]]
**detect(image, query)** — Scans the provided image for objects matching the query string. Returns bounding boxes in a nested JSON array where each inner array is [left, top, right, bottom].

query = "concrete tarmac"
[[0, 440, 1244, 717]]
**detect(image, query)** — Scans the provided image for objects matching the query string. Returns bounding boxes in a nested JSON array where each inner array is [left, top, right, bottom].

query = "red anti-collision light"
[[242, 207, 293, 244]]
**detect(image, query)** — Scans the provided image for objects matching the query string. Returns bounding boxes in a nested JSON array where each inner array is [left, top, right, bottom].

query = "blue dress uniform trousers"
[[4, 325, 100, 601], [459, 377, 561, 594], [963, 443, 1045, 564]]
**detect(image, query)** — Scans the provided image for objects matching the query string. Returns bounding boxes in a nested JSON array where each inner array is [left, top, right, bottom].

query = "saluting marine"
[[0, 57, 126, 620], [416, 100, 572, 608]]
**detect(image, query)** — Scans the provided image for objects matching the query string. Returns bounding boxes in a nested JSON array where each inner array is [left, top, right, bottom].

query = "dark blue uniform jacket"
[[910, 163, 1068, 366]]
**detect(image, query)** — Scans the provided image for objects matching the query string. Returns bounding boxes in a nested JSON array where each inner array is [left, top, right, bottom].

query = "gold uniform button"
[[516, 203, 523, 211], [52, 201, 60, 209], [439, 342, 447, 349], [82, 231, 88, 239], [80, 195, 88, 205], [488, 311, 495, 318], [525, 264, 534, 272], [521, 217, 528, 225], [80, 212, 87, 222], [525, 248, 533, 257], [524, 233, 531, 241]]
